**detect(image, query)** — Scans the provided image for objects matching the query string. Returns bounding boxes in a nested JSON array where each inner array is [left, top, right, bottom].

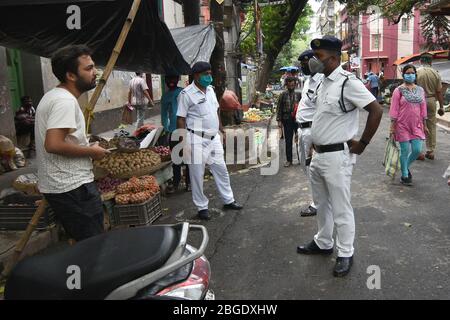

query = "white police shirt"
[[311, 66, 376, 146], [177, 82, 220, 137], [296, 73, 323, 124]]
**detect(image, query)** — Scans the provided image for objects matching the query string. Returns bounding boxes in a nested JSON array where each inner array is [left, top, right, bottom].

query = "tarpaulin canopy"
[[393, 50, 448, 66], [0, 0, 192, 75], [170, 24, 216, 67]]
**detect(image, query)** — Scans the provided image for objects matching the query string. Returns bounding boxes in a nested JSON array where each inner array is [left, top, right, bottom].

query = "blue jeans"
[[399, 139, 423, 178]]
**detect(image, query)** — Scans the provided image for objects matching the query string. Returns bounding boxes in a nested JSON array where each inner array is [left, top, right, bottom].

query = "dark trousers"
[[44, 182, 104, 242], [282, 118, 298, 163], [169, 137, 190, 188], [370, 87, 379, 98]]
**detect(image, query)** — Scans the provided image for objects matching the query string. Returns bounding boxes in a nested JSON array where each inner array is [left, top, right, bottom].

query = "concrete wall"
[[0, 47, 17, 141], [163, 0, 184, 29]]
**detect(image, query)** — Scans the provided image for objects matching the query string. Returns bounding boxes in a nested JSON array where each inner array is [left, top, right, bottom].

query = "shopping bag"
[[382, 136, 401, 179], [121, 104, 133, 125]]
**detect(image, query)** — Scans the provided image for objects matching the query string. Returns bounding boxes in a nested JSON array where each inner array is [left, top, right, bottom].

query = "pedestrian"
[[416, 52, 445, 160], [161, 75, 190, 193], [296, 36, 383, 277], [128, 72, 154, 129], [276, 77, 301, 167], [176, 61, 243, 220], [15, 95, 36, 152], [367, 72, 380, 99], [389, 64, 428, 186], [295, 49, 323, 217], [35, 45, 109, 242]]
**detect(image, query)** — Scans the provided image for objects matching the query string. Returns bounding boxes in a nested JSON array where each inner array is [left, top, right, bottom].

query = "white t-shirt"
[[129, 76, 149, 105], [35, 88, 94, 194]]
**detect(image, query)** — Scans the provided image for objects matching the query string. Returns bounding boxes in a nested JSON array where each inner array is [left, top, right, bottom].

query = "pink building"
[[360, 9, 426, 80]]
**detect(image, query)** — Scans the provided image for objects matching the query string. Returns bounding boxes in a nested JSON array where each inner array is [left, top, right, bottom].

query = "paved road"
[[159, 108, 450, 299]]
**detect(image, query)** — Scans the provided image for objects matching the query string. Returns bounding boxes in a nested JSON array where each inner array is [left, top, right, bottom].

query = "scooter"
[[4, 222, 214, 300]]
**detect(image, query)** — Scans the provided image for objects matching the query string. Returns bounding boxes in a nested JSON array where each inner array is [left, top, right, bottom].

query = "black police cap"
[[191, 61, 212, 74], [310, 35, 342, 52], [298, 49, 314, 62]]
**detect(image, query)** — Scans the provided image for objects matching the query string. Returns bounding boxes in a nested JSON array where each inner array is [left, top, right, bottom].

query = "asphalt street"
[[158, 107, 450, 300]]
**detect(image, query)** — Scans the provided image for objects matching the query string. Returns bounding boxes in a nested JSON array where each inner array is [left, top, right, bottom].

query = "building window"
[[401, 18, 409, 33], [371, 34, 381, 51]]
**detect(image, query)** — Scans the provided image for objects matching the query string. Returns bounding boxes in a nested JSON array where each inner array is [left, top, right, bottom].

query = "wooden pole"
[[0, 199, 48, 280], [84, 0, 143, 132]]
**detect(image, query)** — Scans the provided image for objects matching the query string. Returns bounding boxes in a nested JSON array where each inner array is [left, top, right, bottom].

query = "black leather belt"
[[299, 121, 312, 129], [313, 141, 352, 153], [187, 128, 215, 140]]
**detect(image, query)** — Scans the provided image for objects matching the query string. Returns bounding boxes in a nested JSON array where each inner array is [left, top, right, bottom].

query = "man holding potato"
[[35, 45, 109, 242]]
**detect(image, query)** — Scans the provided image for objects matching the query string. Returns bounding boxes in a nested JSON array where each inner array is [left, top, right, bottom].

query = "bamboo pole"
[[0, 199, 48, 280], [84, 0, 142, 132]]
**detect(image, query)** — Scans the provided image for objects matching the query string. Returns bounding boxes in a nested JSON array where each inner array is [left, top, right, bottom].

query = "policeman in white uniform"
[[297, 36, 383, 277], [295, 49, 323, 217], [176, 61, 243, 220]]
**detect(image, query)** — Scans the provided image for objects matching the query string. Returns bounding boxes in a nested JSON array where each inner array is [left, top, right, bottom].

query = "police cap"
[[191, 61, 212, 74], [298, 49, 314, 62], [310, 35, 342, 53]]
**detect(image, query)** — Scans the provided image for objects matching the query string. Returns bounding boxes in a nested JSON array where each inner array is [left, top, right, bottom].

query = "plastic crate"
[[112, 193, 162, 227], [0, 205, 56, 231]]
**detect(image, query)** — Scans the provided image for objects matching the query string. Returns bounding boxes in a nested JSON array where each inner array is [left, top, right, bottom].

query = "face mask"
[[403, 74, 416, 83], [308, 56, 330, 74], [302, 63, 312, 76], [199, 74, 213, 87]]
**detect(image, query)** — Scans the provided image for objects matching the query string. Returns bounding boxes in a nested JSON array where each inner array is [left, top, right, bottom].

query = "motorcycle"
[[4, 222, 214, 300]]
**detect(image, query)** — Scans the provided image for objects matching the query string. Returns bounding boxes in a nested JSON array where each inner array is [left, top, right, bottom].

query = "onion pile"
[[96, 177, 124, 194], [154, 146, 171, 156], [115, 176, 160, 205]]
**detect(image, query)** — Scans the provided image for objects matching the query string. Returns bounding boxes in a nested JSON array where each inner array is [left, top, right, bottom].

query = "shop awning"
[[392, 50, 448, 66], [170, 24, 216, 67], [0, 0, 192, 75]]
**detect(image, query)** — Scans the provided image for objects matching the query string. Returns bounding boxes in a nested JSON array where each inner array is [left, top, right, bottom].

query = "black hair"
[[285, 76, 297, 84], [402, 64, 417, 76], [51, 45, 92, 83], [21, 95, 31, 103]]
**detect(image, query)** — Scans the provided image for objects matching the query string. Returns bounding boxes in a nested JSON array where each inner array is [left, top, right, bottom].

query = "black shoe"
[[400, 176, 412, 186], [198, 209, 210, 220], [300, 205, 317, 217], [223, 201, 243, 210], [297, 240, 333, 255], [333, 256, 353, 277]]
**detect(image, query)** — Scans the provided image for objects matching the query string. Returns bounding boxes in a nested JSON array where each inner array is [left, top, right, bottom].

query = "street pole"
[[210, 0, 226, 101], [377, 14, 380, 74]]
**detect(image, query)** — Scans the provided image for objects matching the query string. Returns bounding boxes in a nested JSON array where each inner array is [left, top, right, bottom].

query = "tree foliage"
[[338, 0, 427, 24], [421, 14, 450, 50]]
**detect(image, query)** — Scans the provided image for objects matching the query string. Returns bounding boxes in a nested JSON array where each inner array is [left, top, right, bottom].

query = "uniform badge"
[[313, 39, 321, 48]]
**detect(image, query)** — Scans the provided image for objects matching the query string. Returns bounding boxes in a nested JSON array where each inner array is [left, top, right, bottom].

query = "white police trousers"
[[187, 133, 235, 211], [298, 127, 316, 208], [310, 144, 356, 257]]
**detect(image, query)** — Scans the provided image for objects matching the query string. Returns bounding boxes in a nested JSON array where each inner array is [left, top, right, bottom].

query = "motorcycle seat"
[[5, 225, 179, 300]]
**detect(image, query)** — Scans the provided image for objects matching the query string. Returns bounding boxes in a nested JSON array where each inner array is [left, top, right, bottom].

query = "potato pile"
[[93, 149, 161, 176], [115, 176, 160, 205]]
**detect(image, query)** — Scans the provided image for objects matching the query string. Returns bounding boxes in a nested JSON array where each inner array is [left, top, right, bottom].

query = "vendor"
[[161, 75, 190, 193], [15, 95, 36, 150]]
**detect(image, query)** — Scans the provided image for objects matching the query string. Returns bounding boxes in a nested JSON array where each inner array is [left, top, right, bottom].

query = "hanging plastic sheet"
[[0, 0, 192, 75]]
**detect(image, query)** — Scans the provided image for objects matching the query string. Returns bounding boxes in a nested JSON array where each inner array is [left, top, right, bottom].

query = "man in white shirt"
[[176, 61, 243, 220], [295, 49, 323, 217], [296, 36, 383, 277], [128, 72, 154, 128], [35, 45, 109, 241]]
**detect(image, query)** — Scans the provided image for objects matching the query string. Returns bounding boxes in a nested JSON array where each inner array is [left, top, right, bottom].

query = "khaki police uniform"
[[310, 66, 375, 258], [177, 82, 235, 211]]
